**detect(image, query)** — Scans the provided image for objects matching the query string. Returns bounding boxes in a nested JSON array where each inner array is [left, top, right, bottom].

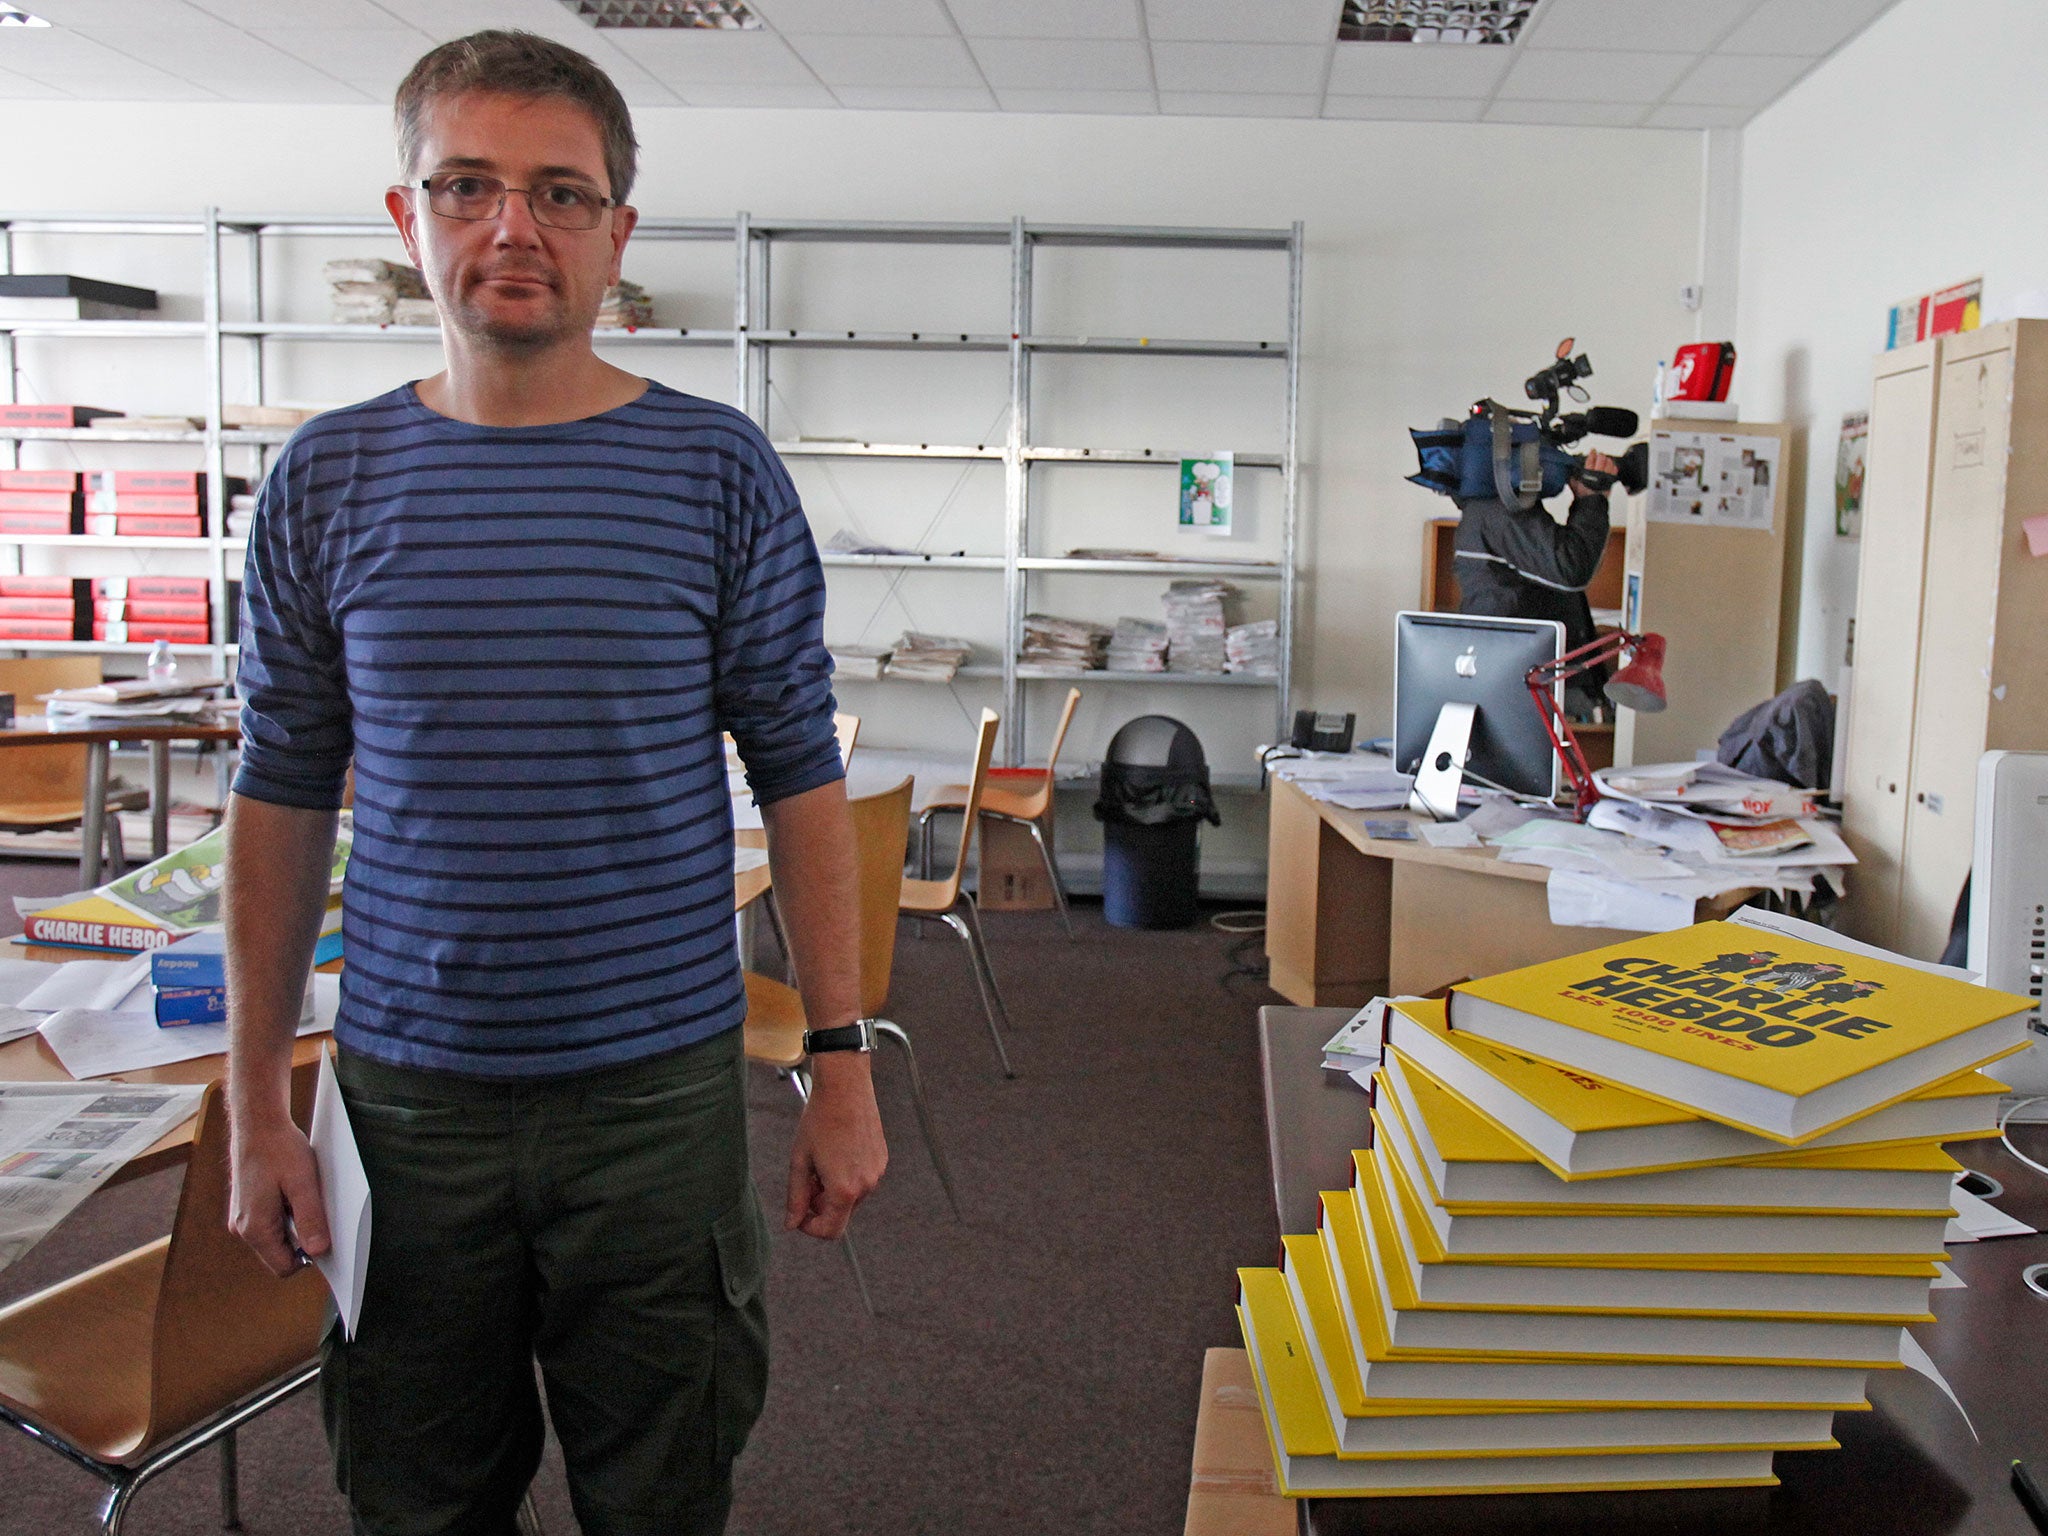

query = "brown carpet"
[[0, 874, 1284, 1535]]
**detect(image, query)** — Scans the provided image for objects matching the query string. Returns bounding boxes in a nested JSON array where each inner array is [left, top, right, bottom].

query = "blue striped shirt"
[[233, 381, 841, 1078]]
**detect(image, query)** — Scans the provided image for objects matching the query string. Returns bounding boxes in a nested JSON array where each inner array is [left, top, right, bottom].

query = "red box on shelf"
[[0, 596, 78, 621], [94, 597, 210, 625], [0, 617, 78, 641], [0, 490, 78, 514], [82, 514, 204, 538], [0, 576, 78, 598], [85, 492, 200, 516], [0, 510, 77, 535], [0, 404, 115, 428], [82, 469, 243, 498], [0, 469, 78, 493], [93, 619, 211, 644], [93, 576, 208, 600]]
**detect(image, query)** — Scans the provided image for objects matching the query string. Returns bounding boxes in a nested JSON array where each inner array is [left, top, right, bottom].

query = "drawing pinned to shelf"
[[1835, 412, 1868, 538], [1179, 452, 1232, 537], [1647, 429, 1780, 529]]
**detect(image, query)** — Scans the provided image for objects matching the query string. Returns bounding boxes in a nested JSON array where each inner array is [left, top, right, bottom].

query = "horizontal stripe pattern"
[[234, 382, 841, 1077]]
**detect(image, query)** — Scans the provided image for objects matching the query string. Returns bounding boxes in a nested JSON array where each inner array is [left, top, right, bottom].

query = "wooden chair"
[[900, 709, 1016, 1078], [0, 657, 147, 875], [916, 685, 1080, 939], [0, 1062, 330, 1535], [743, 775, 961, 1314]]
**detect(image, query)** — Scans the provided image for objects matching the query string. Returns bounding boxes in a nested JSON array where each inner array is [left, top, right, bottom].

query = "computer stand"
[[1409, 701, 1476, 821]]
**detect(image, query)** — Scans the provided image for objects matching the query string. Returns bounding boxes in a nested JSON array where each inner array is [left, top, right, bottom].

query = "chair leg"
[[1022, 816, 1075, 939], [218, 1429, 240, 1530], [873, 1018, 963, 1218], [791, 1068, 878, 1312], [100, 1475, 141, 1536], [939, 902, 1016, 1078], [516, 1487, 548, 1536], [103, 810, 127, 878]]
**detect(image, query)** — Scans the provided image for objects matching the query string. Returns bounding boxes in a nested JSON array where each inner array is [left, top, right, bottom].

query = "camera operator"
[[1451, 448, 1617, 711]]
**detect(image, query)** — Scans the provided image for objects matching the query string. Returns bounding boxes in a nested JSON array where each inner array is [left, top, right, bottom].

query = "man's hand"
[[229, 1108, 332, 1278], [1570, 449, 1619, 497], [784, 1051, 887, 1241]]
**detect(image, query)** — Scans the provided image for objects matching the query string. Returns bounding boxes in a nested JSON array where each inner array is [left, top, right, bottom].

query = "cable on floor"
[[1211, 909, 1268, 987]]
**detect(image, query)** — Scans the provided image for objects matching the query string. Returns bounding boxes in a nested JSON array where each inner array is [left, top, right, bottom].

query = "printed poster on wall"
[[1835, 412, 1868, 538], [1647, 429, 1781, 530], [1179, 452, 1232, 537]]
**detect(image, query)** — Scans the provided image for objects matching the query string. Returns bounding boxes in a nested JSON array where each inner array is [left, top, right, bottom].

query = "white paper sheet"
[[1931, 1262, 1966, 1290], [307, 1051, 371, 1340], [38, 973, 339, 1080], [1418, 821, 1482, 849], [1725, 906, 1980, 983], [1944, 1183, 2037, 1242], [1898, 1330, 1977, 1440], [19, 954, 152, 1015], [733, 846, 769, 875], [1545, 869, 1698, 933]]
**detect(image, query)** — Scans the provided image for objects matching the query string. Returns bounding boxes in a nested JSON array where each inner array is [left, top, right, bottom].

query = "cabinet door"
[[1899, 333, 2014, 959], [1838, 340, 1941, 948]]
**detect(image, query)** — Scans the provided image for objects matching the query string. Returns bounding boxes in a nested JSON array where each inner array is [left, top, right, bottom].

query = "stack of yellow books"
[[1237, 919, 2034, 1498]]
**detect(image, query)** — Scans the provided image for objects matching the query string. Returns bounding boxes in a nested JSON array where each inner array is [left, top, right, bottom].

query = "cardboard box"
[[0, 469, 78, 492], [82, 469, 244, 501], [83, 514, 203, 538], [0, 618, 77, 641], [84, 491, 200, 516], [975, 768, 1056, 911], [93, 619, 210, 644], [0, 576, 78, 598], [0, 596, 79, 621], [93, 576, 208, 601], [0, 510, 76, 535], [0, 490, 78, 514], [94, 597, 210, 625], [0, 404, 116, 428], [1183, 1349, 1294, 1536]]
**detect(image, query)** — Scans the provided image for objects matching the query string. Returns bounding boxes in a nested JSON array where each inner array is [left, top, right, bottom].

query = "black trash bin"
[[1093, 715, 1220, 929]]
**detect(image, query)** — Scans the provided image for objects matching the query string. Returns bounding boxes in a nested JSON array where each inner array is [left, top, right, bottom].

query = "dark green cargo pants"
[[323, 1029, 769, 1536]]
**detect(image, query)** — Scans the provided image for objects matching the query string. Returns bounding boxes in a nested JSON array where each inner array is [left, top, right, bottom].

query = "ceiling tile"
[[1321, 95, 1485, 120], [1485, 99, 1650, 125], [5, 0, 209, 23], [1324, 40, 1511, 96], [748, 0, 954, 33], [1143, 0, 1342, 45], [0, 66, 73, 98], [967, 38, 1150, 91], [0, 26, 219, 82], [675, 80, 839, 106], [1496, 47, 1692, 101], [1667, 51, 1810, 106], [784, 32, 981, 86], [605, 29, 816, 85], [1719, 0, 1898, 56], [1519, 0, 1758, 53], [190, 0, 402, 24], [178, 70, 371, 102], [1150, 40, 1327, 94], [246, 27, 430, 81], [22, 71, 221, 99], [992, 86, 1156, 112], [1158, 91, 1317, 117], [1643, 101, 1754, 128], [829, 84, 996, 109], [943, 0, 1142, 40]]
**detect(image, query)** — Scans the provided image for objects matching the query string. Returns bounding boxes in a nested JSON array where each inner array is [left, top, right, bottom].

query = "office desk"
[[1255, 1004, 2048, 1536], [1264, 777, 1750, 1007], [0, 714, 241, 886]]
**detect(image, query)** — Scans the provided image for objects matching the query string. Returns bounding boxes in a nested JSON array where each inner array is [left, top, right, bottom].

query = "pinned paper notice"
[[307, 1051, 371, 1340]]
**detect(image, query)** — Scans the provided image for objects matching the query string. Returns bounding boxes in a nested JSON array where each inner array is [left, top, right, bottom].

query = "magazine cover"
[[99, 811, 351, 931]]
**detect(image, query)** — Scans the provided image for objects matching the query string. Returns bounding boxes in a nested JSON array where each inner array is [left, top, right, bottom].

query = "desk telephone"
[[1290, 710, 1356, 755]]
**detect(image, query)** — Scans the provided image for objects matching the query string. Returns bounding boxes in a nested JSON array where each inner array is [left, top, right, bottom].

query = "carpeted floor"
[[0, 873, 1285, 1535]]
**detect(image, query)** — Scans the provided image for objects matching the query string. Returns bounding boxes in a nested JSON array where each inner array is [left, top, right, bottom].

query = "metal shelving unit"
[[737, 214, 1302, 765], [4, 210, 1303, 771]]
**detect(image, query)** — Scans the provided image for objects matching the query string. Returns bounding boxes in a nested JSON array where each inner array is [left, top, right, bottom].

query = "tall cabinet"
[[1839, 320, 2048, 957]]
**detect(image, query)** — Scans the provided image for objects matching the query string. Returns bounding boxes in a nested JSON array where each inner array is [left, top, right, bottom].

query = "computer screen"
[[1393, 611, 1565, 801]]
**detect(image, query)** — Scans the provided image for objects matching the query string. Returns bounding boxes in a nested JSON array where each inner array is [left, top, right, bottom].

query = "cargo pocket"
[[711, 1189, 771, 1466]]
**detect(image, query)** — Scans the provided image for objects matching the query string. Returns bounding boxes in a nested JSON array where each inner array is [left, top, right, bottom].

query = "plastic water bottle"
[[146, 638, 177, 683]]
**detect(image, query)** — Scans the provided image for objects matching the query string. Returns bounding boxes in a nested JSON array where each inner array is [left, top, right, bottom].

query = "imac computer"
[[1393, 611, 1565, 818]]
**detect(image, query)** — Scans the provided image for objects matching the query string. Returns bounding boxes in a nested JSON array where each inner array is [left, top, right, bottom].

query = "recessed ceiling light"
[[0, 5, 52, 26], [558, 0, 760, 28], [1337, 2, 1539, 44]]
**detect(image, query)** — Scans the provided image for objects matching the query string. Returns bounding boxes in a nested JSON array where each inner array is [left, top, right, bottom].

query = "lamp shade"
[[1606, 632, 1667, 713]]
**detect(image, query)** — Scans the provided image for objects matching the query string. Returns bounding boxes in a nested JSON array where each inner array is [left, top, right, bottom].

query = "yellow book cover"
[[1380, 1052, 1960, 1216], [1389, 998, 2005, 1179], [1446, 920, 2031, 1143]]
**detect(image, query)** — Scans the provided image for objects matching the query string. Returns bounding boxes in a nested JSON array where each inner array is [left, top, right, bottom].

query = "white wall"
[[1, 98, 1704, 884], [1738, 0, 2048, 688]]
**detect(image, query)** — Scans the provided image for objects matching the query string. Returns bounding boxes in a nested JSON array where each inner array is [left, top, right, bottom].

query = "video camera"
[[1407, 338, 1649, 510]]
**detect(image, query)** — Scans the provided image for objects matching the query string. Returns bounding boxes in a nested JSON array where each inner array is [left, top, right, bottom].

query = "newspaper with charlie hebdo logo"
[[0, 1082, 203, 1273]]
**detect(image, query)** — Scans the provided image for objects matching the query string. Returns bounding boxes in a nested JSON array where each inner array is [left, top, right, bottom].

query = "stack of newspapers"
[[324, 258, 430, 325], [1237, 917, 2031, 1499]]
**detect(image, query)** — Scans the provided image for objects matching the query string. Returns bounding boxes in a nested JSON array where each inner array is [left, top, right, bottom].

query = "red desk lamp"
[[1526, 631, 1667, 817]]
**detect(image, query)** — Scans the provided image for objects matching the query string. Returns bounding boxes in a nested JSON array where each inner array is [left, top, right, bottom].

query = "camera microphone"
[[1584, 405, 1639, 438]]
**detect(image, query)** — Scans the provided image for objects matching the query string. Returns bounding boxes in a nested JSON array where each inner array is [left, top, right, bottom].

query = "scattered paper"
[[734, 846, 769, 875], [1931, 1262, 1966, 1290], [38, 973, 338, 1080], [1418, 821, 1482, 849], [1546, 869, 1698, 933], [1726, 907, 1979, 983], [307, 1051, 372, 1340], [18, 954, 152, 1016], [1899, 1330, 1977, 1440], [0, 1081, 203, 1274], [1323, 999, 1390, 1072], [1945, 1183, 2037, 1242]]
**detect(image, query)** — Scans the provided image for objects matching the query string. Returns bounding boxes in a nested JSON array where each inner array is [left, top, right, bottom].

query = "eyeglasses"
[[417, 172, 615, 231]]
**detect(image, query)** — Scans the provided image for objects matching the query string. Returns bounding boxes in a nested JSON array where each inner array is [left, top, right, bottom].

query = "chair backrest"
[[147, 1059, 329, 1447], [1014, 686, 1082, 820], [848, 776, 913, 1016], [0, 657, 102, 807], [927, 709, 1000, 906], [834, 712, 860, 767]]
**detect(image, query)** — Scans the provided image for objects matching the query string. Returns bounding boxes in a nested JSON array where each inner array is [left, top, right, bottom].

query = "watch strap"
[[802, 1018, 877, 1055]]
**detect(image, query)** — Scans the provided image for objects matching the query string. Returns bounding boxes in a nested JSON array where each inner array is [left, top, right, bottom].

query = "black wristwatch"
[[802, 1018, 878, 1056]]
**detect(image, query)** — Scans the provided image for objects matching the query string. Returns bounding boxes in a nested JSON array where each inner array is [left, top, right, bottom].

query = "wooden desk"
[[1264, 777, 1748, 1006], [1255, 1002, 2048, 1535], [0, 714, 240, 886]]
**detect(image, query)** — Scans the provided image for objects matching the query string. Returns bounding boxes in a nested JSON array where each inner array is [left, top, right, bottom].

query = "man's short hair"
[[394, 30, 640, 203]]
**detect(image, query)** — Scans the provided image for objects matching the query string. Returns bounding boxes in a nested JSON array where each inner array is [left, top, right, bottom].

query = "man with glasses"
[[222, 30, 886, 1536]]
